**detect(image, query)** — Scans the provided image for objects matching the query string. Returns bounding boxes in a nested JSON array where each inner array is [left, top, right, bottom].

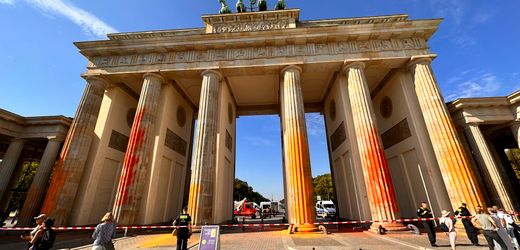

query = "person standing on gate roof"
[[454, 202, 480, 246], [173, 206, 192, 250], [472, 206, 508, 250], [417, 202, 438, 247], [92, 212, 117, 250], [20, 214, 46, 250]]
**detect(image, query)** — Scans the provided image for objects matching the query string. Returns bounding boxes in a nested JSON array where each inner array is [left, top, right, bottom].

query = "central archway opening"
[[233, 113, 333, 225]]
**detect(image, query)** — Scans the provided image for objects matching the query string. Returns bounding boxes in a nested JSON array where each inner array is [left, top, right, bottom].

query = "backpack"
[[36, 229, 56, 249], [438, 222, 449, 232]]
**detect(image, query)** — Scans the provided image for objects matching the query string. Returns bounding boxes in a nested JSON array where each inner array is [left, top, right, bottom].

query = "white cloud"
[[445, 72, 502, 100], [243, 136, 273, 146], [306, 113, 325, 136], [0, 0, 15, 4], [0, 0, 117, 37]]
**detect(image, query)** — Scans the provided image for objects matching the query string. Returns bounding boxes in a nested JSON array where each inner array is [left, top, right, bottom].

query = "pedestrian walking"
[[20, 214, 46, 250], [439, 210, 457, 250], [417, 202, 438, 247], [489, 207, 515, 250], [29, 218, 55, 250], [173, 206, 192, 250], [92, 212, 117, 250], [472, 206, 507, 250], [454, 202, 480, 246]]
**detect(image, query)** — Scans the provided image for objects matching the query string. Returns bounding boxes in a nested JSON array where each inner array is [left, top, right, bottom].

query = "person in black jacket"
[[417, 202, 438, 247], [173, 206, 192, 250], [454, 203, 480, 246]]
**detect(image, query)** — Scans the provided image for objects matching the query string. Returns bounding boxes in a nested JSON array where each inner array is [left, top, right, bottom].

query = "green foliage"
[[234, 178, 269, 204], [313, 173, 334, 200], [4, 161, 39, 213]]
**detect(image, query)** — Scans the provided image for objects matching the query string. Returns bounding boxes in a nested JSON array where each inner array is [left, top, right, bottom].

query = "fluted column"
[[280, 65, 317, 232], [40, 76, 108, 225], [113, 73, 164, 225], [510, 122, 520, 148], [343, 61, 405, 230], [464, 123, 514, 211], [187, 70, 221, 226], [18, 137, 63, 226], [408, 56, 485, 212], [0, 138, 25, 200]]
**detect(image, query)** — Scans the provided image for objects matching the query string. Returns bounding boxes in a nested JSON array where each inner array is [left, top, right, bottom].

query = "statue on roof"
[[236, 0, 246, 13], [219, 0, 231, 14], [275, 0, 286, 10], [258, 0, 267, 11]]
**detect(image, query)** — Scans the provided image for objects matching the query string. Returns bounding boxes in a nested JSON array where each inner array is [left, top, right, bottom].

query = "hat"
[[441, 210, 450, 217], [34, 214, 47, 220]]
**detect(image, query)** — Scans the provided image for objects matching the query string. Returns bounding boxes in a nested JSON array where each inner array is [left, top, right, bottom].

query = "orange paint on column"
[[344, 61, 405, 231]]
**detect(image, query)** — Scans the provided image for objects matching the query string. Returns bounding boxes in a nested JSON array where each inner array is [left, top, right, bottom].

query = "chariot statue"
[[219, 0, 231, 14]]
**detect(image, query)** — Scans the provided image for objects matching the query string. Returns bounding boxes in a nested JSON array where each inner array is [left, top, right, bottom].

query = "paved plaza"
[[0, 227, 489, 249]]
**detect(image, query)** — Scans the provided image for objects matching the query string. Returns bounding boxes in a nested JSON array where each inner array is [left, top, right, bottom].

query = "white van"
[[315, 200, 336, 218]]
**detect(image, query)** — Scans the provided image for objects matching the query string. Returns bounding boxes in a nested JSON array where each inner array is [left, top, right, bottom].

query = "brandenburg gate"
[[37, 9, 512, 231]]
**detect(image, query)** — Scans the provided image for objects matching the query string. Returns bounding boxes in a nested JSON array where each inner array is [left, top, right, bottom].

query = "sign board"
[[198, 225, 220, 250]]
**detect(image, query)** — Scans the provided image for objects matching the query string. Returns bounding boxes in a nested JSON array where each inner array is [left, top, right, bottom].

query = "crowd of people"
[[15, 203, 520, 250], [418, 201, 520, 250]]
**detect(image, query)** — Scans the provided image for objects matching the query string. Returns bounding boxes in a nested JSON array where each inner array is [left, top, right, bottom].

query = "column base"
[[370, 222, 408, 232], [292, 223, 319, 233]]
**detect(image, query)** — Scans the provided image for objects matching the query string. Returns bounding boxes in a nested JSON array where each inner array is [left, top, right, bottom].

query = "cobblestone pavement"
[[0, 228, 493, 249]]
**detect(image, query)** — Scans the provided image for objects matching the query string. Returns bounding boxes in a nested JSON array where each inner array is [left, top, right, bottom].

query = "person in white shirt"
[[489, 207, 514, 250], [439, 210, 457, 250], [497, 208, 519, 249]]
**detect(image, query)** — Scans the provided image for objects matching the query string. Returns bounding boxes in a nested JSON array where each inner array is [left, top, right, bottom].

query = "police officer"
[[173, 206, 192, 250], [454, 202, 480, 246], [417, 202, 438, 247]]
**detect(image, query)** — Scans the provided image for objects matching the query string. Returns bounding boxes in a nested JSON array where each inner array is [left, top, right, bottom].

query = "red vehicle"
[[233, 198, 257, 219]]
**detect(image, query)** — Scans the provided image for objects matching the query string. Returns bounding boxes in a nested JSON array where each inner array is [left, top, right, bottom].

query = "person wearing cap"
[[417, 202, 438, 247], [454, 203, 480, 246], [20, 214, 46, 249], [439, 210, 457, 250]]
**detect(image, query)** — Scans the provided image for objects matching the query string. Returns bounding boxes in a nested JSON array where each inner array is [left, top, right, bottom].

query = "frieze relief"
[[90, 38, 426, 69], [212, 20, 290, 33]]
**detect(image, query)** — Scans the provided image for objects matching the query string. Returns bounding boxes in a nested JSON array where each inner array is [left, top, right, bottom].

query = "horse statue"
[[236, 0, 246, 13], [258, 0, 267, 11], [275, 0, 286, 10], [219, 0, 231, 14]]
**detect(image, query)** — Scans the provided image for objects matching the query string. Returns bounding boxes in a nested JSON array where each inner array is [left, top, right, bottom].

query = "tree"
[[313, 173, 334, 200], [233, 178, 269, 204]]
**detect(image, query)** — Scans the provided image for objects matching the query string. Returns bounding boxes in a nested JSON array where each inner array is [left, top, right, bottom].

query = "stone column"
[[40, 76, 108, 225], [113, 73, 164, 225], [0, 138, 25, 200], [18, 137, 63, 226], [280, 65, 317, 232], [510, 122, 520, 148], [408, 56, 485, 212], [464, 123, 514, 211], [343, 61, 405, 231], [187, 70, 221, 226]]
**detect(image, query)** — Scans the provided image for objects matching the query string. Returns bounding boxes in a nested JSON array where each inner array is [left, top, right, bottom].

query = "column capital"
[[46, 136, 65, 142], [407, 55, 437, 72], [281, 65, 302, 75], [143, 72, 166, 83], [84, 75, 110, 89], [201, 69, 223, 81], [342, 61, 366, 73]]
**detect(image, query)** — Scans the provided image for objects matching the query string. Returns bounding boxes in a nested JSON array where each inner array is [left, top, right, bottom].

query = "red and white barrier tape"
[[2, 213, 518, 231]]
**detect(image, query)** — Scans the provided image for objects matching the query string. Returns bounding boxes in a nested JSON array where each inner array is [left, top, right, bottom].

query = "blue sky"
[[1, 0, 519, 201]]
